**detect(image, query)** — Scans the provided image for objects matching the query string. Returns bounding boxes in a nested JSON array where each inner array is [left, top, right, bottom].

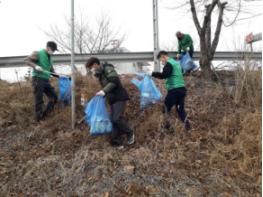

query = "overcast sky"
[[0, 0, 262, 57]]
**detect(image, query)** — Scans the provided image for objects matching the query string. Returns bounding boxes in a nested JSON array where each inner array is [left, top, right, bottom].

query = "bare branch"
[[201, 0, 218, 34], [235, 13, 262, 21], [44, 13, 126, 54], [190, 0, 202, 35], [205, 19, 211, 56], [160, 1, 189, 9], [211, 1, 228, 57], [44, 25, 71, 53], [223, 0, 241, 27]]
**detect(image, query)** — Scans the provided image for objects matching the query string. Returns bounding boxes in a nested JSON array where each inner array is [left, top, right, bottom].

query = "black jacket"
[[95, 64, 129, 104]]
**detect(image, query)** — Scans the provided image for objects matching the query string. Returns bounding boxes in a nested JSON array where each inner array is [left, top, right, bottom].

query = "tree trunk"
[[199, 56, 213, 79], [199, 36, 213, 79]]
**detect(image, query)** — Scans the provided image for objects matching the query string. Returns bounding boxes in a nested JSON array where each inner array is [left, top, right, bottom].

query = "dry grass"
[[231, 59, 261, 110], [0, 68, 261, 196]]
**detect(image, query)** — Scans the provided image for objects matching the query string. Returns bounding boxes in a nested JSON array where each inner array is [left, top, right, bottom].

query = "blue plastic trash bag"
[[180, 52, 197, 73], [131, 73, 162, 109], [85, 96, 112, 136], [58, 76, 71, 103]]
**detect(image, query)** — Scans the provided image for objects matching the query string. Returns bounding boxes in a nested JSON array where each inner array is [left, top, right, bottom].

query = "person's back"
[[176, 31, 194, 57], [165, 58, 185, 91]]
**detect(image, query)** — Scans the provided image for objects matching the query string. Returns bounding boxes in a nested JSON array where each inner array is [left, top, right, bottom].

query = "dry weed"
[[0, 70, 261, 196]]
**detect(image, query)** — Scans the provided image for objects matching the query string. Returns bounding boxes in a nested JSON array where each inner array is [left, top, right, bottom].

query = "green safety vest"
[[32, 49, 52, 79], [165, 58, 185, 90]]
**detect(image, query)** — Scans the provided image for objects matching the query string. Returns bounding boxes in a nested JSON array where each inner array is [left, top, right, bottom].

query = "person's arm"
[[24, 51, 39, 69], [102, 67, 119, 94], [50, 65, 55, 73], [182, 35, 193, 51], [51, 73, 60, 78], [152, 62, 173, 79], [178, 41, 182, 53]]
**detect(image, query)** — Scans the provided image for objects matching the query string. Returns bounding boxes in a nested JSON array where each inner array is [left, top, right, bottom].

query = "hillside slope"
[[0, 72, 261, 196]]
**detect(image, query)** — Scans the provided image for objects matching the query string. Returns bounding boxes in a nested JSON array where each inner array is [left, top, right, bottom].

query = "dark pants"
[[164, 87, 187, 122], [188, 50, 193, 58], [110, 101, 132, 146], [32, 77, 57, 121]]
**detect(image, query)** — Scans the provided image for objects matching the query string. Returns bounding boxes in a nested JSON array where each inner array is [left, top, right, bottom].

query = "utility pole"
[[71, 0, 75, 130], [153, 0, 160, 71]]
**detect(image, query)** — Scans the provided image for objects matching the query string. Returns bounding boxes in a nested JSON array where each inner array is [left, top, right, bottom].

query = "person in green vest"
[[152, 50, 191, 132], [176, 31, 194, 58], [86, 57, 135, 148], [176, 31, 198, 74], [24, 41, 58, 122]]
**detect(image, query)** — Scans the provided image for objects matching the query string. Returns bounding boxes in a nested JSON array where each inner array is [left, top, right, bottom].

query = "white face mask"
[[160, 56, 167, 65], [90, 67, 96, 75], [47, 50, 54, 55]]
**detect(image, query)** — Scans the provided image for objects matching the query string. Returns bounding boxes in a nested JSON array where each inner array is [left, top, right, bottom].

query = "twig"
[[77, 115, 86, 124], [15, 70, 22, 93], [113, 183, 129, 195]]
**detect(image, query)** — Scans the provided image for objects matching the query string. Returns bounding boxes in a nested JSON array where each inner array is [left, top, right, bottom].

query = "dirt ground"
[[0, 71, 261, 196]]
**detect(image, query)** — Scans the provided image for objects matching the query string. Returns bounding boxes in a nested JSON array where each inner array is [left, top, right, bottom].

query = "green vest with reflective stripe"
[[32, 49, 52, 79], [165, 58, 185, 90]]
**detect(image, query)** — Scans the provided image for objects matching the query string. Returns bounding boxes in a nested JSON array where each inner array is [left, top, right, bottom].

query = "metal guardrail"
[[0, 51, 261, 68]]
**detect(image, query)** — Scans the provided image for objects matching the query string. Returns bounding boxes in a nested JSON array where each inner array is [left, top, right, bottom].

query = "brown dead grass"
[[0, 70, 261, 196]]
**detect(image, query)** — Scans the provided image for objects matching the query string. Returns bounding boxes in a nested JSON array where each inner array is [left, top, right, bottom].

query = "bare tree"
[[44, 13, 126, 54], [189, 0, 228, 79], [161, 0, 262, 79]]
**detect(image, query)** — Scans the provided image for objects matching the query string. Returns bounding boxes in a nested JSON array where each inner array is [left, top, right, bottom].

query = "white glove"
[[176, 54, 181, 60], [96, 90, 105, 96], [186, 47, 190, 51], [35, 65, 44, 72]]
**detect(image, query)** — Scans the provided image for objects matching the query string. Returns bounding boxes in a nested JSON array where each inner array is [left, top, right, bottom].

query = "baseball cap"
[[46, 41, 58, 51]]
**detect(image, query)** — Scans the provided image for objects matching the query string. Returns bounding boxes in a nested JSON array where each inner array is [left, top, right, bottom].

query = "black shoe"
[[111, 139, 123, 147], [43, 101, 55, 117], [184, 120, 192, 133], [127, 132, 135, 145], [35, 112, 44, 122]]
